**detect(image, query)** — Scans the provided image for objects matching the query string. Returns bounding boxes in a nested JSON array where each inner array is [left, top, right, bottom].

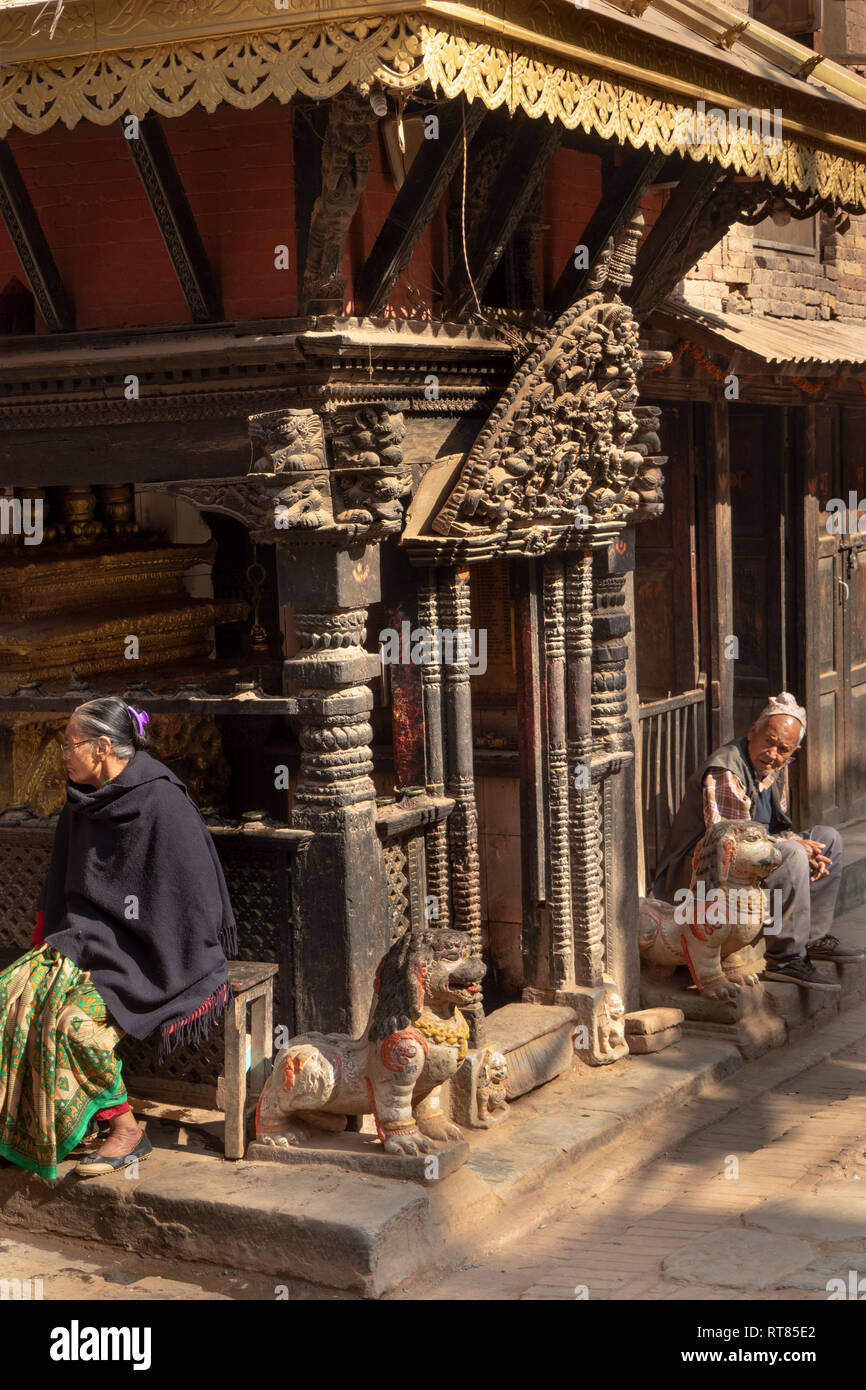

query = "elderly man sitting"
[[652, 692, 863, 989]]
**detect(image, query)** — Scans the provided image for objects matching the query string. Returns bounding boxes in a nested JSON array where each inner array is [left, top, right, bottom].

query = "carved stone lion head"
[[691, 819, 782, 891], [368, 927, 486, 1042]]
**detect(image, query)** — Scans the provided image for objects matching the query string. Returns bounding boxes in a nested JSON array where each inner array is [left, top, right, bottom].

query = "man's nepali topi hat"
[[758, 691, 806, 744]]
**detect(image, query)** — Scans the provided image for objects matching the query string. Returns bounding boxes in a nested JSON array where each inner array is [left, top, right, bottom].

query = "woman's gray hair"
[[71, 696, 148, 758]]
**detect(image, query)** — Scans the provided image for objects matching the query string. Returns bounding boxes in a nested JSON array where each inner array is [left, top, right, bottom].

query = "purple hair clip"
[[128, 705, 150, 738]]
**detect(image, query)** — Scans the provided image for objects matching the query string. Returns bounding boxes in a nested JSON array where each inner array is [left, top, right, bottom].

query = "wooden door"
[[840, 408, 866, 821], [799, 405, 845, 824], [729, 405, 786, 734]]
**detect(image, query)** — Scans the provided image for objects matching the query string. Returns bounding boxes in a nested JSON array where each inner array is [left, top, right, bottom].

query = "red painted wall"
[[6, 121, 189, 331], [0, 106, 624, 333], [3, 99, 298, 331], [541, 148, 603, 299], [165, 101, 297, 322], [346, 125, 438, 317]]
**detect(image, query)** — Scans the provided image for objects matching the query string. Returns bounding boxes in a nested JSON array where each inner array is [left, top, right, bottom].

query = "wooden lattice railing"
[[375, 793, 454, 938], [638, 685, 708, 887]]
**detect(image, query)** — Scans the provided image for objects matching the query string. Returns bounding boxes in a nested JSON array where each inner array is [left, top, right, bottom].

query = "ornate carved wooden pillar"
[[592, 556, 632, 752], [439, 563, 484, 1044], [593, 535, 641, 1011], [151, 402, 411, 1037], [417, 568, 451, 927], [514, 559, 551, 991], [564, 549, 605, 992], [542, 558, 574, 989], [281, 541, 388, 1036], [411, 219, 668, 1064]]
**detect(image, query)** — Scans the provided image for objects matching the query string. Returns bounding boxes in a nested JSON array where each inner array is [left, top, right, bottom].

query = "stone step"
[[4, 1000, 866, 1297]]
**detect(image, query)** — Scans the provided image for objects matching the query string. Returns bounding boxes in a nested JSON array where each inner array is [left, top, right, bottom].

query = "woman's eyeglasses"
[[58, 738, 96, 756]]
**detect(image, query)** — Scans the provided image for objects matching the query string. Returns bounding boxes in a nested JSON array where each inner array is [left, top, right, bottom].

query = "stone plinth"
[[246, 1133, 468, 1184], [640, 968, 786, 1059], [481, 1002, 577, 1099]]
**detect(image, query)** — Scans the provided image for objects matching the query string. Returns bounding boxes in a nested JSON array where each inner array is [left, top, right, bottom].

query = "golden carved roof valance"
[[0, 0, 864, 208]]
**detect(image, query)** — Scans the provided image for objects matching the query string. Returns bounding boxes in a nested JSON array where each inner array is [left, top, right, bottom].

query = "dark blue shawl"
[[39, 751, 237, 1059]]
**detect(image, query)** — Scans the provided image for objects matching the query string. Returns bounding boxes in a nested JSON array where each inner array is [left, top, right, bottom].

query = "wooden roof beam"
[[627, 159, 726, 316], [550, 148, 666, 317], [0, 139, 74, 332], [443, 113, 562, 321], [126, 113, 222, 324], [355, 99, 486, 317]]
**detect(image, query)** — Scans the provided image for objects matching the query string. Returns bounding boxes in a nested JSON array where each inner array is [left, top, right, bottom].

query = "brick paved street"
[[404, 1032, 866, 1301], [1, 1013, 865, 1302]]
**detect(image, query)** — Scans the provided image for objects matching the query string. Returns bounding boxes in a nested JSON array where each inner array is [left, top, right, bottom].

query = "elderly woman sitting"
[[0, 696, 236, 1180]]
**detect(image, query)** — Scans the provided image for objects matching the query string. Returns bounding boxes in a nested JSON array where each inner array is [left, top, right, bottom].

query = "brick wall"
[[682, 214, 866, 321], [681, 0, 866, 321], [540, 148, 602, 298]]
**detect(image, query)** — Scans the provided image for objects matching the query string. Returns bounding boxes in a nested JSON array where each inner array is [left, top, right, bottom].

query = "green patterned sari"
[[0, 945, 127, 1180]]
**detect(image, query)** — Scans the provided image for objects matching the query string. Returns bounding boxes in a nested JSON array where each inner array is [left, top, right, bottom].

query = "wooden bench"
[[0, 948, 278, 1160], [220, 960, 278, 1159], [122, 960, 278, 1159]]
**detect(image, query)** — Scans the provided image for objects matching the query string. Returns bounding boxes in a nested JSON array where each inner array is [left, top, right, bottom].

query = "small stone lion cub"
[[639, 820, 782, 1001]]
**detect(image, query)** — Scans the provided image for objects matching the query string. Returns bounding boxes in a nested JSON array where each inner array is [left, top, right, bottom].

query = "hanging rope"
[[460, 103, 483, 319]]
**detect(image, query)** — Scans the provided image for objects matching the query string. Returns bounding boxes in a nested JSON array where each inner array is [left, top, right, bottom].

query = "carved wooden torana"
[[397, 218, 665, 1060], [152, 213, 667, 1057]]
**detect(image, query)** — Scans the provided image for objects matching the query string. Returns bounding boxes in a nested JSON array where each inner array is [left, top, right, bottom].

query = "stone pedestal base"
[[640, 967, 786, 1060], [246, 1132, 468, 1184], [450, 1048, 509, 1128], [554, 984, 630, 1065]]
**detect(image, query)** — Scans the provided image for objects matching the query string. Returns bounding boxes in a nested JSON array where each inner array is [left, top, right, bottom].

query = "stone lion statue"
[[639, 820, 782, 1002], [256, 927, 485, 1156]]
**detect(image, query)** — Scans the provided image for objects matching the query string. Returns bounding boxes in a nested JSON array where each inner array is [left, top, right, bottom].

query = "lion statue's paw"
[[702, 979, 741, 1002], [383, 1129, 438, 1156], [417, 1116, 463, 1144], [258, 1132, 299, 1149]]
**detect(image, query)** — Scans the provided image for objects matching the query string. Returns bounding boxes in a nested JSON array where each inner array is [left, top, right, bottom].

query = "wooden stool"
[[222, 961, 279, 1160]]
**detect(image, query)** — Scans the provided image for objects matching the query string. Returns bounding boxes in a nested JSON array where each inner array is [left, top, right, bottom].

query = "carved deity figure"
[[476, 1047, 508, 1125]]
